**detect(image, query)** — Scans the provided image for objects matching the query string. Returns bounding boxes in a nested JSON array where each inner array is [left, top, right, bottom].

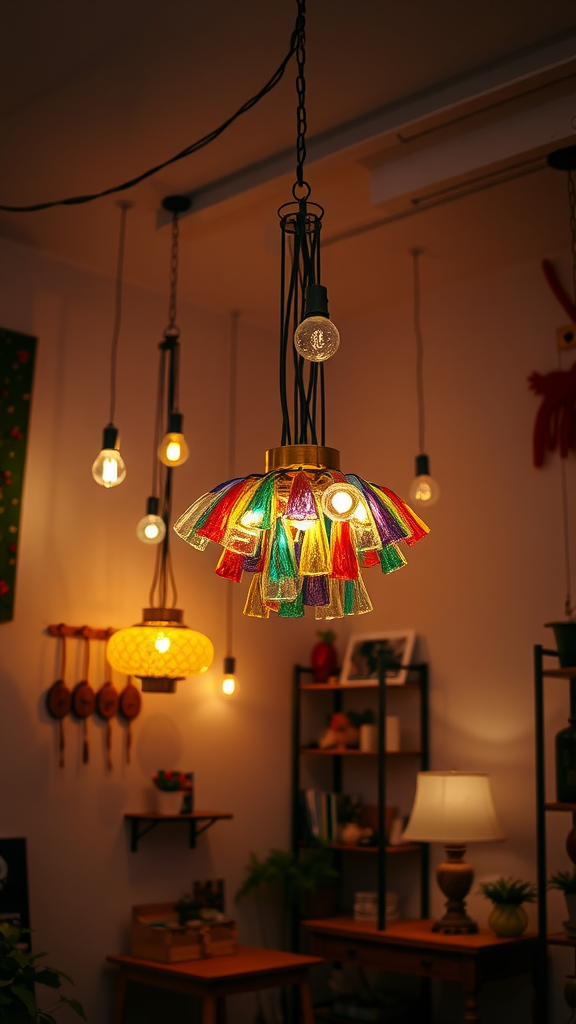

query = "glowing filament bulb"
[[155, 632, 171, 654], [222, 657, 236, 696], [158, 413, 189, 467], [409, 455, 440, 508], [137, 499, 166, 545], [322, 482, 361, 522], [241, 510, 264, 528], [92, 425, 126, 488]]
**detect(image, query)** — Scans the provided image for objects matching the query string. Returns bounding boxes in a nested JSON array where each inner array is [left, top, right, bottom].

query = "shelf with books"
[[291, 660, 429, 946]]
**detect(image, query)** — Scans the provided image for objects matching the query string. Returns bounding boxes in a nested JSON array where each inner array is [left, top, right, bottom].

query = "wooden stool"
[[107, 945, 323, 1024]]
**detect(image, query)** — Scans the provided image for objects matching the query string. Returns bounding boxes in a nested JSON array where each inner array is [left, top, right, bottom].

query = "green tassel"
[[242, 473, 276, 530], [278, 590, 305, 618], [269, 518, 299, 582], [379, 543, 407, 574], [344, 580, 355, 615]]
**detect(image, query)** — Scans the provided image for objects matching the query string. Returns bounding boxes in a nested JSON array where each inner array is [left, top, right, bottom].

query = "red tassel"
[[197, 480, 251, 543], [361, 549, 380, 568], [380, 487, 428, 546], [330, 521, 359, 580], [215, 548, 244, 582]]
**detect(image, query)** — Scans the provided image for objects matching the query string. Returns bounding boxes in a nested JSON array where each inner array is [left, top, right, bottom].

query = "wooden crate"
[[130, 903, 237, 963]]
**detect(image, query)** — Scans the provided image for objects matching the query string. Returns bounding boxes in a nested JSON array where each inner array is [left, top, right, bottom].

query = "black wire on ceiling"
[[0, 13, 302, 214]]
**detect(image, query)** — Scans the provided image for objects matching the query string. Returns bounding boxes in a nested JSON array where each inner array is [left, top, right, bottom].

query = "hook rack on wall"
[[47, 623, 116, 640]]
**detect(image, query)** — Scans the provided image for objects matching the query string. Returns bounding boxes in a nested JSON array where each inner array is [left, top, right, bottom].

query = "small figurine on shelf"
[[151, 770, 191, 815], [319, 712, 359, 750], [311, 630, 338, 683], [549, 869, 576, 937]]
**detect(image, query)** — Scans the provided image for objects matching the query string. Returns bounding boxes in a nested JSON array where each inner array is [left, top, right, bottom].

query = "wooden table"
[[107, 945, 324, 1024], [303, 916, 538, 1023]]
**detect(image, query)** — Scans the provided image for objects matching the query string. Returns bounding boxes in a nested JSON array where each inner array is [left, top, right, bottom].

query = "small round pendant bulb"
[[409, 454, 440, 508], [92, 424, 126, 488]]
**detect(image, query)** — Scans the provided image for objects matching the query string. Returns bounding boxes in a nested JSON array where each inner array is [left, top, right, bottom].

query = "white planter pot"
[[359, 724, 377, 752], [154, 789, 184, 816]]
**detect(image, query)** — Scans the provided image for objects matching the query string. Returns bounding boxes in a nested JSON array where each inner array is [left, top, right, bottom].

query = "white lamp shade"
[[402, 771, 505, 844]]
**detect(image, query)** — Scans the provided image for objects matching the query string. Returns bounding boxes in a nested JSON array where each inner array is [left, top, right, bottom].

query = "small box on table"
[[130, 902, 237, 963]]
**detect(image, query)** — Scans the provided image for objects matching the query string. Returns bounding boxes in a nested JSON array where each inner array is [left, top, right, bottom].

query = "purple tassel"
[[346, 474, 405, 545], [303, 575, 330, 606]]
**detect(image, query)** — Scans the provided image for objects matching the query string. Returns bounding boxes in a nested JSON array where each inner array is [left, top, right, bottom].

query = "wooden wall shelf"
[[124, 811, 232, 852]]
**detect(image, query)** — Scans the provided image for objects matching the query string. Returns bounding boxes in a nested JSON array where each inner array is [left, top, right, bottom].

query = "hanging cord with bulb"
[[226, 312, 239, 660], [278, 0, 326, 448], [149, 211, 182, 610], [108, 202, 131, 426], [412, 247, 426, 455], [558, 167, 576, 619], [0, 12, 306, 214]]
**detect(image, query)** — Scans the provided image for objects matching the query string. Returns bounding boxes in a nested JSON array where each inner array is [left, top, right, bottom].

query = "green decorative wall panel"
[[0, 328, 37, 623]]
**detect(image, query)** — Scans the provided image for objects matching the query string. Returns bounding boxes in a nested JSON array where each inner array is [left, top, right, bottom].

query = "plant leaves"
[[11, 983, 37, 1014]]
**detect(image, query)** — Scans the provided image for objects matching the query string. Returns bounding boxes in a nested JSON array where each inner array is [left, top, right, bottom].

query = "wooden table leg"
[[202, 995, 217, 1024], [216, 995, 227, 1024], [463, 991, 481, 1023], [112, 972, 127, 1024], [299, 979, 315, 1024]]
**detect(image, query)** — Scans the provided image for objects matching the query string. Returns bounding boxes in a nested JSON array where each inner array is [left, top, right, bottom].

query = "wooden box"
[[130, 903, 237, 963]]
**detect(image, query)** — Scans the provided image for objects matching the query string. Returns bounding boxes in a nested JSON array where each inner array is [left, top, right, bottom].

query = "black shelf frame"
[[534, 643, 576, 1024], [291, 657, 430, 945], [124, 813, 232, 852]]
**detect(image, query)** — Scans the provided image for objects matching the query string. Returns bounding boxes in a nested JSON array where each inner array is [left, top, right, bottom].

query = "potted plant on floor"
[[549, 868, 576, 936], [478, 876, 536, 937], [0, 922, 86, 1023]]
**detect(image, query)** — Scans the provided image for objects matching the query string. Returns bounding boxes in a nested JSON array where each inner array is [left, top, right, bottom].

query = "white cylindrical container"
[[359, 723, 377, 752], [154, 789, 184, 815]]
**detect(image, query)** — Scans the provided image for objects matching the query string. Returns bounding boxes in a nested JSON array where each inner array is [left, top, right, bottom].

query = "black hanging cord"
[[411, 247, 426, 454], [0, 12, 304, 214], [226, 312, 239, 657], [109, 202, 130, 424]]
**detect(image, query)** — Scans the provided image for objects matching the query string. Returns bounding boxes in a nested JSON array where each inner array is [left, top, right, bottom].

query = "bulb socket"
[[547, 145, 576, 171], [161, 195, 193, 215], [146, 495, 160, 516], [168, 411, 183, 433], [102, 423, 119, 450], [415, 453, 430, 477], [304, 284, 330, 318], [223, 656, 236, 675]]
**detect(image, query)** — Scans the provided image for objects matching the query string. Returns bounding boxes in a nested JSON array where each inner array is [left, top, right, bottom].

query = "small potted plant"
[[0, 922, 86, 1022], [549, 868, 576, 935], [152, 770, 190, 815], [478, 876, 537, 937]]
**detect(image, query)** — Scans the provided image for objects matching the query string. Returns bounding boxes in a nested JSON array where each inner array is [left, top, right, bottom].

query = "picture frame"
[[340, 630, 416, 686]]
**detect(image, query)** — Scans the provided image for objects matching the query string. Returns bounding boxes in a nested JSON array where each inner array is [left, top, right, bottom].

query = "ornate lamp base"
[[432, 845, 478, 935]]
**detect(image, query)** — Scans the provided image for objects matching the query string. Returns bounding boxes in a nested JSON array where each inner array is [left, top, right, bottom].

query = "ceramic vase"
[[487, 903, 528, 938], [154, 789, 184, 815]]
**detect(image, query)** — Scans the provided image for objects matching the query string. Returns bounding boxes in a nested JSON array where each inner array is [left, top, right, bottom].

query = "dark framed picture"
[[340, 630, 416, 686], [0, 838, 30, 942]]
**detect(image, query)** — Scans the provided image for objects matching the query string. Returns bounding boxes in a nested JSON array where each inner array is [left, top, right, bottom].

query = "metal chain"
[[294, 0, 308, 193], [568, 170, 576, 308], [167, 213, 180, 332]]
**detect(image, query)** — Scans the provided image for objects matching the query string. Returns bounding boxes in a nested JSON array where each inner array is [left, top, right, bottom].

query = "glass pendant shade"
[[107, 608, 214, 693], [92, 425, 126, 488], [175, 446, 429, 619]]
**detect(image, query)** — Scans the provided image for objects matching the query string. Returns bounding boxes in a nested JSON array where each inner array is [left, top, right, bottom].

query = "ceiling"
[[0, 0, 575, 325]]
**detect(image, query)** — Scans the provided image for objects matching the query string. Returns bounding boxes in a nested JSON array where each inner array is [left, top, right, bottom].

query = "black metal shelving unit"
[[291, 657, 430, 946], [534, 643, 576, 1024]]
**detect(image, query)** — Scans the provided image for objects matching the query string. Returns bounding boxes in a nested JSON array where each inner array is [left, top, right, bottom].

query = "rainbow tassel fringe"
[[174, 467, 429, 619]]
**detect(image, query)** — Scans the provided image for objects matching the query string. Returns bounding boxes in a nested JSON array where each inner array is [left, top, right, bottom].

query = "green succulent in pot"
[[478, 877, 536, 938]]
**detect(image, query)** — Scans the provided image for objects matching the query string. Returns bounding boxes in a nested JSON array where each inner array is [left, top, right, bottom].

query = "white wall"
[[1, 235, 574, 1022]]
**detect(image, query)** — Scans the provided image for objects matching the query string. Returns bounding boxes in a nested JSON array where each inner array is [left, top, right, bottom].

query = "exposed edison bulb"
[[137, 514, 166, 545], [322, 482, 361, 522], [222, 657, 236, 696], [409, 454, 440, 508], [294, 316, 340, 362], [92, 425, 126, 488], [409, 474, 440, 507], [159, 432, 189, 467], [154, 632, 171, 654]]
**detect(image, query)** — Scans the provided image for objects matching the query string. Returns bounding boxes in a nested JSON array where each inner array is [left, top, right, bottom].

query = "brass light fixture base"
[[140, 676, 183, 694], [142, 607, 184, 625], [431, 845, 478, 935], [265, 444, 340, 472]]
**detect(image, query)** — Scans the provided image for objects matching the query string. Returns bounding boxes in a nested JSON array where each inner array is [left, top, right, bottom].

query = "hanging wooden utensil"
[[96, 655, 119, 771], [72, 632, 96, 764], [46, 630, 72, 767], [119, 676, 141, 764]]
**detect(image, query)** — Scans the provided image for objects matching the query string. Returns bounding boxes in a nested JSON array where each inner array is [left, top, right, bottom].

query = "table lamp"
[[403, 771, 505, 934]]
